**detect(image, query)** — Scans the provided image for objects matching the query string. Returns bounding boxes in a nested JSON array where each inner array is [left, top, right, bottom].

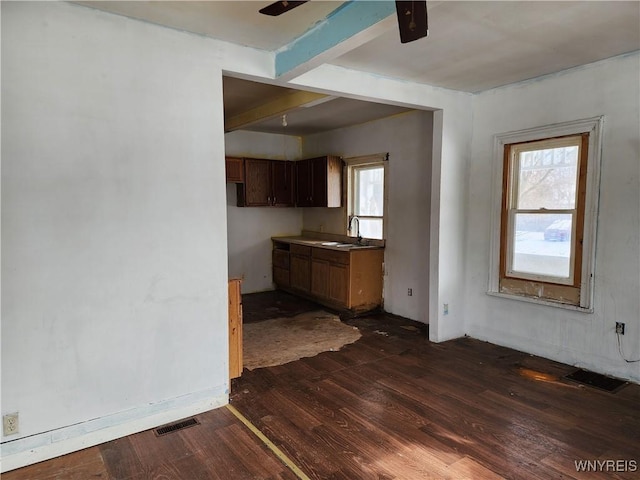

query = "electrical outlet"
[[615, 322, 625, 335], [443, 303, 449, 315], [407, 288, 413, 296], [3, 413, 19, 436]]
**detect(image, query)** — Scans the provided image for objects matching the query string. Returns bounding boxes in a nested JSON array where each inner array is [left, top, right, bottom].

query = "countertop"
[[272, 236, 384, 252]]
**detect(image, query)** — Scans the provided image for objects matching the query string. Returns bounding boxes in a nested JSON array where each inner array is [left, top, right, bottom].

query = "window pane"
[[511, 213, 572, 279], [359, 218, 383, 240], [517, 145, 578, 210], [355, 167, 384, 216]]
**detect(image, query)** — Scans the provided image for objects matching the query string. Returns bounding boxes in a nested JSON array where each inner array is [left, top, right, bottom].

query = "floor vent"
[[565, 369, 627, 393], [154, 417, 200, 437]]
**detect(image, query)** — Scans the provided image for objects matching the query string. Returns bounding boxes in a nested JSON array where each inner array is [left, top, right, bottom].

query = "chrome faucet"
[[348, 215, 362, 245]]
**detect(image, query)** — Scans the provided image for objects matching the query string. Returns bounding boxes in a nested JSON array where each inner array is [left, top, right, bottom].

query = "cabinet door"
[[242, 159, 271, 206], [311, 157, 328, 207], [271, 160, 295, 207], [295, 156, 342, 207], [273, 267, 290, 287], [272, 248, 290, 269], [329, 263, 349, 306], [225, 157, 244, 183], [273, 248, 290, 287], [311, 259, 330, 299], [295, 159, 312, 207], [290, 254, 311, 292]]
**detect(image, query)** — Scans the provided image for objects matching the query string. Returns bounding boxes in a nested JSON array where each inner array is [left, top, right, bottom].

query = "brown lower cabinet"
[[311, 248, 350, 305], [328, 262, 349, 305], [289, 245, 311, 293], [273, 240, 384, 313], [311, 258, 330, 299], [272, 248, 290, 287]]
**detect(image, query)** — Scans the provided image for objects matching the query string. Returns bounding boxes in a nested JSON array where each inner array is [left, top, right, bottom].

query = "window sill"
[[486, 290, 593, 313]]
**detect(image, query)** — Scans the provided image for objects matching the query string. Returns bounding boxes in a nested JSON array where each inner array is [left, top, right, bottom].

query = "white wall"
[[0, 1, 273, 469], [302, 111, 433, 322], [465, 53, 640, 383], [225, 131, 303, 293]]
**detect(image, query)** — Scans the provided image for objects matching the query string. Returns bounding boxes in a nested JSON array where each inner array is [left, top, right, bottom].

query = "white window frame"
[[488, 117, 603, 311], [345, 154, 388, 240]]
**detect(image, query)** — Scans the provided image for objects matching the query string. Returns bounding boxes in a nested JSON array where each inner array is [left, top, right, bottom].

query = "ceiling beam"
[[275, 1, 397, 82], [225, 89, 333, 132]]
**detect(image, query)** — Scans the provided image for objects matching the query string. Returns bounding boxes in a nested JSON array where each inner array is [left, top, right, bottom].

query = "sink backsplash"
[[301, 230, 386, 247]]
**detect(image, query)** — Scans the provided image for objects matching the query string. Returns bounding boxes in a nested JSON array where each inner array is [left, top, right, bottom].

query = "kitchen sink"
[[316, 241, 374, 249]]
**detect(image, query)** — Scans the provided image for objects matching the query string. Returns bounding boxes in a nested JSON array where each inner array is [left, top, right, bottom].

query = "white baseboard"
[[0, 388, 228, 473]]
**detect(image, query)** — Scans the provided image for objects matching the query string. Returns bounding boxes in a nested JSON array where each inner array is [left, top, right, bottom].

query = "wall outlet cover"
[[3, 413, 19, 436]]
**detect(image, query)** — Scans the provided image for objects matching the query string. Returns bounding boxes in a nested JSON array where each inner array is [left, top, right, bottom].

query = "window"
[[346, 154, 387, 240], [489, 118, 602, 310]]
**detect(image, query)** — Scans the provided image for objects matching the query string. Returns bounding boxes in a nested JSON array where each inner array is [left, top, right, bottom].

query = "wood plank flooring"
[[3, 406, 298, 480], [4, 291, 640, 479]]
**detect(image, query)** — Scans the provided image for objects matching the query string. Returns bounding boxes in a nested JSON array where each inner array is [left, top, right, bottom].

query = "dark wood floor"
[[4, 291, 640, 479], [2, 405, 298, 480]]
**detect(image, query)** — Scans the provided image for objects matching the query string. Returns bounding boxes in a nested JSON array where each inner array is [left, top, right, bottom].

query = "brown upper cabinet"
[[296, 156, 342, 208], [237, 158, 295, 207], [271, 160, 296, 207], [225, 157, 244, 183], [233, 155, 342, 208]]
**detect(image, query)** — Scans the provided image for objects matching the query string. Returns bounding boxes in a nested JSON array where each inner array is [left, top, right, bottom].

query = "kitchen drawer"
[[312, 248, 349, 265], [273, 249, 290, 269], [290, 244, 312, 257]]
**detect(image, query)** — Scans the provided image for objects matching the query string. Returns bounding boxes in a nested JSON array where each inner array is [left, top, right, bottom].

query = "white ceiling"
[[240, 97, 413, 136], [75, 1, 640, 134], [75, 1, 343, 50], [332, 1, 640, 92]]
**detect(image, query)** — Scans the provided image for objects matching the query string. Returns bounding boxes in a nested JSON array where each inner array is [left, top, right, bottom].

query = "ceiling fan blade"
[[259, 1, 309, 16], [395, 1, 428, 44]]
